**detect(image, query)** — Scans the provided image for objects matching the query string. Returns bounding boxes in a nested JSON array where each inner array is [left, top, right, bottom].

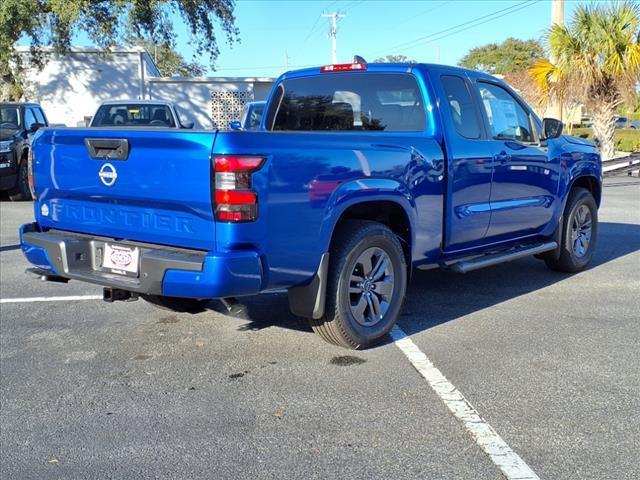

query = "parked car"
[[580, 115, 593, 128], [21, 59, 602, 349], [89, 100, 196, 129], [230, 101, 266, 130], [0, 102, 48, 201], [614, 116, 640, 129]]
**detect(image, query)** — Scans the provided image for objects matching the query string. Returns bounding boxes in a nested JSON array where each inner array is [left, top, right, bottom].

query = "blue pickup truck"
[[20, 59, 601, 349]]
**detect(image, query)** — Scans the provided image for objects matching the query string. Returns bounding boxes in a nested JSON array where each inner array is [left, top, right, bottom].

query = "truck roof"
[[281, 62, 498, 82], [98, 99, 175, 106], [0, 102, 42, 107]]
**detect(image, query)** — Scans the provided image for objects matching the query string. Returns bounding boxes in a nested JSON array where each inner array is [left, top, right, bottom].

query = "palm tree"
[[530, 1, 640, 160]]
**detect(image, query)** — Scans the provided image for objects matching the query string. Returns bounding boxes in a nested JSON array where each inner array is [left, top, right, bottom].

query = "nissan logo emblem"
[[98, 163, 117, 187]]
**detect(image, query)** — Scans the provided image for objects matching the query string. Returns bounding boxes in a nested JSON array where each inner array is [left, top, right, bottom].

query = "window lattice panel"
[[211, 90, 254, 129]]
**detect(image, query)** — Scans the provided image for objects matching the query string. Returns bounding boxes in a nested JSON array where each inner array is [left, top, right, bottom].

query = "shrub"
[[570, 128, 640, 153]]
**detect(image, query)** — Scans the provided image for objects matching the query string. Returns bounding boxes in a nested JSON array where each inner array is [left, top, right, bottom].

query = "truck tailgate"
[[32, 128, 216, 251]]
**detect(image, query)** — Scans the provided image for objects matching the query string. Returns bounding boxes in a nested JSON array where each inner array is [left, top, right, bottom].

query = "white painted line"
[[390, 325, 540, 480], [0, 295, 103, 304]]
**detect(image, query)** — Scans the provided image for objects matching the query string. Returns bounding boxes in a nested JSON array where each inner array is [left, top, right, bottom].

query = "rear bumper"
[[19, 223, 263, 298]]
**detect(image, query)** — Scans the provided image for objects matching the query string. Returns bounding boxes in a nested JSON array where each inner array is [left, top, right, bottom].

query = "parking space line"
[[390, 325, 539, 480], [0, 295, 103, 304]]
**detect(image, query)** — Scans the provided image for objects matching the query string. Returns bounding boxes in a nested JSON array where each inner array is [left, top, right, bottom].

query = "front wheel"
[[545, 187, 598, 273], [141, 294, 210, 313], [8, 159, 32, 201], [310, 220, 407, 349]]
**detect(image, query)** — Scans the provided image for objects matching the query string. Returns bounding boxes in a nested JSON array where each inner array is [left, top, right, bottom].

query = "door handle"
[[494, 152, 512, 164], [84, 138, 130, 160]]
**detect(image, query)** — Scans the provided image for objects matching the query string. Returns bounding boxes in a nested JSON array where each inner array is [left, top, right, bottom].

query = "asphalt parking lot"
[[1, 178, 639, 480]]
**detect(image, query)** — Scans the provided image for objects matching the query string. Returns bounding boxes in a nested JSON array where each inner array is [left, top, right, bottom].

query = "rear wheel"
[[545, 187, 598, 273], [141, 294, 210, 313], [310, 220, 407, 349], [8, 158, 31, 201]]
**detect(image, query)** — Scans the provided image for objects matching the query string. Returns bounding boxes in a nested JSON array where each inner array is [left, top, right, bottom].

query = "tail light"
[[320, 62, 367, 72], [27, 148, 36, 198], [214, 155, 265, 222]]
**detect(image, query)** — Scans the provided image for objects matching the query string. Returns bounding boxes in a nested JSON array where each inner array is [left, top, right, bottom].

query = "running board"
[[449, 241, 557, 274]]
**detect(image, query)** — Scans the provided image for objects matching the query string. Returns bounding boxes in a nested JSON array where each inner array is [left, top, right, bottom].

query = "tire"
[[141, 294, 210, 313], [8, 158, 32, 201], [545, 187, 598, 273], [311, 220, 407, 349]]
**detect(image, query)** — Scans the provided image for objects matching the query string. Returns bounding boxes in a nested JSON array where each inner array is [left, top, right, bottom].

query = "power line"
[[381, 0, 536, 53], [404, 0, 541, 53], [392, 1, 451, 30], [304, 1, 339, 43], [216, 1, 541, 74], [304, 14, 323, 42], [369, 0, 538, 57], [342, 1, 365, 11]]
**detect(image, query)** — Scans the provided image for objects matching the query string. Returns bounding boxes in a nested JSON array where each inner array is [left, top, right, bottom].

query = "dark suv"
[[0, 102, 48, 201]]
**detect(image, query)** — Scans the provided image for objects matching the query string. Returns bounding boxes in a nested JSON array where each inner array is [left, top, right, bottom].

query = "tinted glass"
[[271, 73, 426, 132], [477, 83, 533, 142], [0, 106, 21, 130], [247, 103, 264, 130], [92, 104, 176, 127], [24, 108, 36, 129], [440, 75, 481, 139], [33, 107, 47, 125]]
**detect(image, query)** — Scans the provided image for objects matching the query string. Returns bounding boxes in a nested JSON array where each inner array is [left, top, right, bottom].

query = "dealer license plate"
[[102, 243, 139, 276]]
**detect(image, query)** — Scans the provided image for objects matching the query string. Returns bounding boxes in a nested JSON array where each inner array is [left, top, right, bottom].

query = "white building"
[[17, 46, 275, 129], [147, 76, 275, 129]]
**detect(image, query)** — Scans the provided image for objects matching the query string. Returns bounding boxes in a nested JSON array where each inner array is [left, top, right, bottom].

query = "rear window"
[[440, 75, 481, 139], [270, 73, 426, 132], [92, 104, 175, 127]]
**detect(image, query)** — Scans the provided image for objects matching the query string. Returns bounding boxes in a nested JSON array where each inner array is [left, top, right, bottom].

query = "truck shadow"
[[208, 221, 640, 346]]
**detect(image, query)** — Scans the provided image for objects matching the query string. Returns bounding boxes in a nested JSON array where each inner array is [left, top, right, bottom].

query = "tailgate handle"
[[85, 138, 130, 160]]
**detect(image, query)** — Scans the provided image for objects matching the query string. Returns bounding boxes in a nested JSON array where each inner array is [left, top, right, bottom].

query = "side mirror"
[[541, 118, 563, 140], [30, 122, 44, 133], [181, 121, 195, 129], [229, 121, 242, 131]]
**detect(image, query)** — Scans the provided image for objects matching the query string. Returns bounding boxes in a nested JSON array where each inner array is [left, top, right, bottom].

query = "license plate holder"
[[102, 243, 140, 277]]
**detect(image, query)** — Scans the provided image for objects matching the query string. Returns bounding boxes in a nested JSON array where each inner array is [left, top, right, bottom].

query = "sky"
[[172, 0, 583, 77], [34, 0, 585, 78]]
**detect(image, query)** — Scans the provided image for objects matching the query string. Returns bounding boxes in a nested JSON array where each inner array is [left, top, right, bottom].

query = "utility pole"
[[548, 0, 564, 121], [322, 11, 345, 63]]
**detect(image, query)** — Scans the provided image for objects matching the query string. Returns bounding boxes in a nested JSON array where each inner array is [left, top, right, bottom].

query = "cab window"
[[440, 75, 481, 139], [477, 82, 533, 142], [33, 107, 47, 126], [92, 104, 175, 127], [24, 108, 36, 130], [271, 73, 426, 132]]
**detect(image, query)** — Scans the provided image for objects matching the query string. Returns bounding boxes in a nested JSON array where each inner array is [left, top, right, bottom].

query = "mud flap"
[[287, 253, 330, 319]]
